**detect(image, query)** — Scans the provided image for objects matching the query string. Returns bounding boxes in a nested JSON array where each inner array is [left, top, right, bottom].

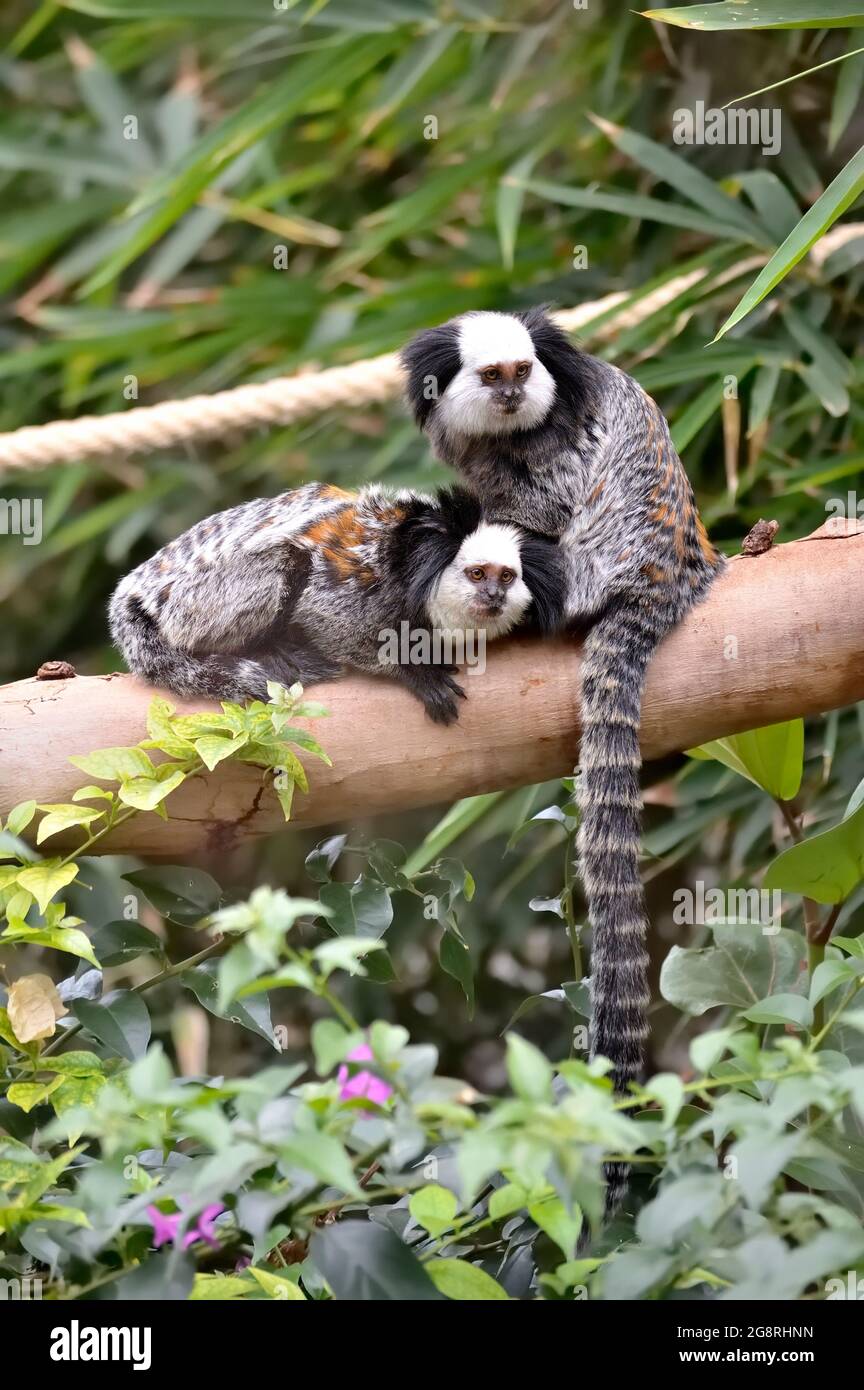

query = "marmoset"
[[109, 481, 565, 725], [402, 308, 725, 1205]]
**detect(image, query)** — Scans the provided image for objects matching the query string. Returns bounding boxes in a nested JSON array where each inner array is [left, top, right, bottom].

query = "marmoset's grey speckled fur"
[[403, 307, 726, 1210], [109, 481, 565, 725]]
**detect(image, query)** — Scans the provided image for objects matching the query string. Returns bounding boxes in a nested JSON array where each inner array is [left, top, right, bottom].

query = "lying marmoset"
[[109, 481, 565, 725]]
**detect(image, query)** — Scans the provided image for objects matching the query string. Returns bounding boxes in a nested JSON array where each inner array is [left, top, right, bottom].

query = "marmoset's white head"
[[403, 311, 556, 438], [426, 522, 532, 639]]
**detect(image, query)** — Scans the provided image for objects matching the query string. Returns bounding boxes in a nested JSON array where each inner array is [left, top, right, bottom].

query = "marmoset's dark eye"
[[500, 569, 515, 584], [515, 362, 532, 379], [481, 368, 500, 384], [467, 566, 486, 581]]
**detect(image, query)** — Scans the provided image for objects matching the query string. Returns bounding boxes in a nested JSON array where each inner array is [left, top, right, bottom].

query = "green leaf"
[[660, 924, 806, 1015], [528, 1194, 583, 1260], [686, 720, 803, 799], [729, 1133, 802, 1209], [123, 865, 222, 924], [689, 1027, 738, 1072], [403, 793, 503, 877], [5, 801, 36, 836], [145, 696, 197, 758], [318, 879, 393, 939], [312, 935, 385, 978], [810, 958, 860, 1006], [0, 924, 98, 967], [71, 785, 115, 804], [830, 48, 864, 150], [279, 1132, 361, 1198], [193, 733, 249, 771], [36, 804, 102, 844], [488, 1183, 529, 1221], [191, 1274, 253, 1301], [304, 835, 348, 884], [183, 959, 278, 1050], [245, 1267, 305, 1300], [71, 991, 152, 1061], [41, 1051, 105, 1076], [518, 175, 747, 240], [81, 36, 399, 292], [426, 1258, 510, 1300], [117, 762, 187, 811], [590, 114, 765, 242], [409, 1184, 458, 1238], [311, 1018, 353, 1074], [312, 1220, 444, 1301], [643, 2, 864, 29], [439, 930, 474, 1014], [505, 1032, 554, 1103], [714, 145, 864, 340], [764, 803, 864, 904], [7, 1076, 65, 1113], [51, 1074, 108, 1138], [15, 860, 79, 915], [68, 746, 154, 782], [642, 1073, 685, 1126], [742, 992, 813, 1029], [497, 148, 543, 271], [89, 919, 164, 966]]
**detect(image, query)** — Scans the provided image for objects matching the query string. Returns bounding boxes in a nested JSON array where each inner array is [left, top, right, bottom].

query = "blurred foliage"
[[0, 0, 862, 1105]]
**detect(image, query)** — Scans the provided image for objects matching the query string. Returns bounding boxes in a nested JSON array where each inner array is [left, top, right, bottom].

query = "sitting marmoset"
[[109, 482, 565, 724]]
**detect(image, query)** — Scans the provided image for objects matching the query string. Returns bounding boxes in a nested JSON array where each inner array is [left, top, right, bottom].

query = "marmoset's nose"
[[481, 581, 505, 611]]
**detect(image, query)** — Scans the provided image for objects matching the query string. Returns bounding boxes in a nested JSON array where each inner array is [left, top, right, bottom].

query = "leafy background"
[[0, 0, 863, 1134]]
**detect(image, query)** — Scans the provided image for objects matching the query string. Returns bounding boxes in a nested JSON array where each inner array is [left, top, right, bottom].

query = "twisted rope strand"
[[0, 250, 820, 473]]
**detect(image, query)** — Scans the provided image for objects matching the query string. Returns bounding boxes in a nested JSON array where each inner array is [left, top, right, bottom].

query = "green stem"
[[41, 937, 228, 1056], [563, 830, 582, 982], [316, 981, 360, 1032], [808, 937, 826, 1036]]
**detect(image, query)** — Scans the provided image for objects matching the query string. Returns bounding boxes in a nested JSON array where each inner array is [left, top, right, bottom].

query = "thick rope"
[[0, 250, 817, 473]]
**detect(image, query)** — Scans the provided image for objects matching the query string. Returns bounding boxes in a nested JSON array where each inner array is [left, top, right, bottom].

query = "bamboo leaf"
[[713, 145, 864, 339]]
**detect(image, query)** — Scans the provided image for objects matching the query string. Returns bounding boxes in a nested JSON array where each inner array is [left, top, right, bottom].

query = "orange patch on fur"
[[695, 514, 718, 564], [588, 479, 606, 505]]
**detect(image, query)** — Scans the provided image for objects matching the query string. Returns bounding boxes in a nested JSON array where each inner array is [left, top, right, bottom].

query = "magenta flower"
[[187, 1203, 225, 1250], [337, 1043, 393, 1108], [146, 1205, 181, 1248], [146, 1202, 226, 1250]]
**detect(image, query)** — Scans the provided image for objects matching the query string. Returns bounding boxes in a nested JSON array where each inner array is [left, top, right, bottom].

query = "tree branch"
[[2, 523, 863, 859]]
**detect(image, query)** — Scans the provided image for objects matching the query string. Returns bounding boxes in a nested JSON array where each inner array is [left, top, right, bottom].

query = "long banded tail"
[[577, 599, 664, 1211]]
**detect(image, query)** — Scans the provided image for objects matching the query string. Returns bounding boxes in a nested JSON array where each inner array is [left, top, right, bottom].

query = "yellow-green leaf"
[[36, 804, 102, 845], [246, 1266, 306, 1300], [409, 1184, 458, 1238], [686, 720, 803, 800], [69, 746, 154, 782], [426, 1258, 510, 1300], [7, 1076, 65, 1113], [15, 861, 79, 914]]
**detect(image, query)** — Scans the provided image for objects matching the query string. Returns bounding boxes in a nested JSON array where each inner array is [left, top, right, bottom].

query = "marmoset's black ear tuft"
[[433, 485, 483, 541], [518, 533, 567, 634], [517, 305, 597, 416], [400, 322, 462, 428]]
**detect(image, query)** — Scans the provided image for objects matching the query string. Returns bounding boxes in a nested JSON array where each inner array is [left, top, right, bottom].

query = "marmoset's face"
[[436, 313, 556, 437], [426, 522, 532, 639]]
